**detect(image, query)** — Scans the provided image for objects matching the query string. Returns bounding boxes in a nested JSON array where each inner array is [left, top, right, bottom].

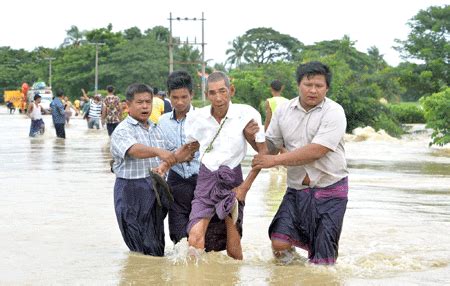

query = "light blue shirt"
[[110, 116, 175, 179], [158, 106, 200, 179]]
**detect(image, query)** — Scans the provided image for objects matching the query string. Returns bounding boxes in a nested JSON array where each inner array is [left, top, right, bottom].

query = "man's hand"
[[243, 119, 259, 142], [232, 183, 250, 202], [176, 141, 199, 162], [152, 161, 170, 176], [252, 154, 276, 169], [157, 149, 177, 166]]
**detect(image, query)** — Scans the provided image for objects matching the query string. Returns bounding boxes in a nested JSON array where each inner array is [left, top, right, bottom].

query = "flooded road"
[[1, 107, 449, 285]]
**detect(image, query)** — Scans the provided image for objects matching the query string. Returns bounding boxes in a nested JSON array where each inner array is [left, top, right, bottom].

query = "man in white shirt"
[[156, 71, 266, 260]]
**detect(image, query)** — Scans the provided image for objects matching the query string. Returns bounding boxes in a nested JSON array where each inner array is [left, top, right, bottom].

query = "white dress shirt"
[[185, 103, 265, 171]]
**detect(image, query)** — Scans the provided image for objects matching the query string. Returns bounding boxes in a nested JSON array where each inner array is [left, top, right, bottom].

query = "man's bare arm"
[[252, 143, 330, 169], [128, 144, 176, 166]]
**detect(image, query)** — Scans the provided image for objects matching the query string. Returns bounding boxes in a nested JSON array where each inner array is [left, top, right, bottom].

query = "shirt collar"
[[170, 105, 194, 121], [208, 101, 237, 119], [292, 97, 326, 112], [126, 115, 152, 127]]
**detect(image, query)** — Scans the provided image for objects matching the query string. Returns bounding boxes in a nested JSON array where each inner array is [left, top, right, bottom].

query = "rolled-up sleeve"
[[184, 111, 198, 144]]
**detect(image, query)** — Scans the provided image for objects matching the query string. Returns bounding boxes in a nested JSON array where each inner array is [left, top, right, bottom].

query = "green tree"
[[123, 27, 142, 41], [394, 5, 450, 95], [62, 25, 86, 47], [420, 87, 450, 146], [225, 36, 253, 69], [242, 27, 303, 65], [102, 37, 169, 94], [85, 24, 124, 48]]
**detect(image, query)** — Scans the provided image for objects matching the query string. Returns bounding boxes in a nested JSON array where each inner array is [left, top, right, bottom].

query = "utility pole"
[[89, 42, 106, 95], [44, 57, 56, 88], [169, 12, 173, 73], [201, 12, 206, 101], [168, 12, 207, 101]]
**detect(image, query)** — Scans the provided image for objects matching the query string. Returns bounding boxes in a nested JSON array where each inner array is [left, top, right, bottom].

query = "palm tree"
[[61, 25, 86, 47], [225, 36, 252, 69]]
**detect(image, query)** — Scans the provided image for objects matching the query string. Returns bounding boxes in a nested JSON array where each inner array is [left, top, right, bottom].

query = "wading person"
[[50, 89, 66, 139], [264, 79, 288, 131], [158, 71, 228, 251], [157, 71, 267, 260], [252, 61, 349, 265], [110, 83, 194, 256], [102, 85, 122, 136], [27, 93, 45, 137]]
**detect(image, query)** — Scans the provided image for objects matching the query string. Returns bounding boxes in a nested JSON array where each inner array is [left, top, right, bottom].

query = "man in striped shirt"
[[88, 95, 102, 129]]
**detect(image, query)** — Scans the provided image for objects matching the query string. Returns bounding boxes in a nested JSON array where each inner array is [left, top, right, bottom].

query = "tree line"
[[0, 5, 448, 145]]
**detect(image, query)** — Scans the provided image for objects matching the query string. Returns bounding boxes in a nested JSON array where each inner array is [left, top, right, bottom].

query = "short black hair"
[[56, 89, 64, 97], [296, 61, 332, 88], [167, 70, 193, 94], [270, 80, 283, 92], [153, 87, 159, 95], [125, 83, 153, 101], [33, 94, 41, 101], [106, 85, 115, 93]]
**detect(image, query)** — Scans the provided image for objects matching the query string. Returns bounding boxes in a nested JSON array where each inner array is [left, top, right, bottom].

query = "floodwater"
[[1, 107, 449, 285]]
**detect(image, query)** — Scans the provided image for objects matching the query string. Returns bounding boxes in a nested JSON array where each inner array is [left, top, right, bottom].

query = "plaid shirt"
[[111, 116, 175, 179]]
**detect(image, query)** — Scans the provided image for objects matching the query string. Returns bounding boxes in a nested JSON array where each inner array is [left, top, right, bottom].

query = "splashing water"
[[167, 238, 207, 266]]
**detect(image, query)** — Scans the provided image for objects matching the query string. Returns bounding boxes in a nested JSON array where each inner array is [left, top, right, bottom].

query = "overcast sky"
[[1, 0, 448, 66]]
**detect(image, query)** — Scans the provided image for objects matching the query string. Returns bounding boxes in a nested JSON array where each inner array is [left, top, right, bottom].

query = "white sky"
[[1, 0, 448, 66]]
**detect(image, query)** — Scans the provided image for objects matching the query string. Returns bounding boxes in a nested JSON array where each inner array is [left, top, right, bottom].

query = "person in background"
[[264, 80, 288, 131], [252, 61, 349, 265], [82, 89, 102, 130], [156, 90, 172, 114], [149, 87, 165, 124], [120, 99, 128, 120], [50, 89, 66, 139], [81, 89, 91, 127], [102, 85, 122, 136], [63, 96, 74, 124], [73, 97, 81, 115], [27, 93, 45, 137]]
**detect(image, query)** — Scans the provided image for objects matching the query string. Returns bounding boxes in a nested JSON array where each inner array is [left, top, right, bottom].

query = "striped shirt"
[[110, 116, 175, 179], [158, 106, 200, 179], [89, 99, 102, 119]]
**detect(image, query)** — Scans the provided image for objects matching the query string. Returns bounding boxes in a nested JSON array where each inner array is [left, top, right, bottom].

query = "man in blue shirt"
[[158, 71, 226, 250], [50, 89, 66, 138]]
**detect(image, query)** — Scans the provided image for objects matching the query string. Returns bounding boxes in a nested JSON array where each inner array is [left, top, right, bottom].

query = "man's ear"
[[230, 84, 236, 97]]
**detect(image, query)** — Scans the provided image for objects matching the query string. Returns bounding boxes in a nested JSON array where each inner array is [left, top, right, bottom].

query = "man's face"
[[127, 92, 153, 123], [169, 88, 193, 114], [298, 75, 328, 111], [207, 80, 234, 116]]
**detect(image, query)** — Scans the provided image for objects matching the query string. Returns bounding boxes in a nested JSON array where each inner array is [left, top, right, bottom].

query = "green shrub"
[[388, 102, 425, 123], [420, 88, 450, 146], [372, 112, 404, 138]]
